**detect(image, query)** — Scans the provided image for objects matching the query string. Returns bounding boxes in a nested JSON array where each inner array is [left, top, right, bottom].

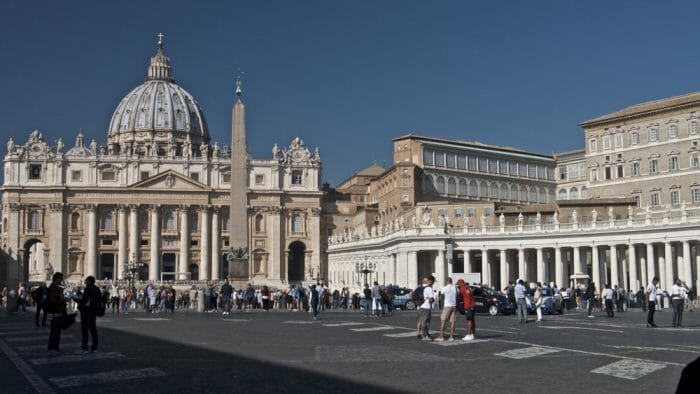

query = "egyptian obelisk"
[[230, 73, 249, 278]]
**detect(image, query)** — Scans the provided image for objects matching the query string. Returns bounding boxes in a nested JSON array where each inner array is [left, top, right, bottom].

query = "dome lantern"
[[147, 33, 173, 81]]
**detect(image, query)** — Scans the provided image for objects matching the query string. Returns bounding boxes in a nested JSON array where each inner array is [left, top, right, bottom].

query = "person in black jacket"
[[47, 272, 67, 355], [76, 276, 102, 354], [585, 282, 596, 317]]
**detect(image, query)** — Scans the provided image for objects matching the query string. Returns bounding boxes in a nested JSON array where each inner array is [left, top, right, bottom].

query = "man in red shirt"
[[456, 279, 476, 341]]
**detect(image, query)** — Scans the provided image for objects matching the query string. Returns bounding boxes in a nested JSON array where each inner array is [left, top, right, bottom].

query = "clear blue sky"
[[2, 1, 699, 186]]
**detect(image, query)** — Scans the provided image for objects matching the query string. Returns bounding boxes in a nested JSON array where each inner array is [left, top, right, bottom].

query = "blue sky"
[[2, 1, 700, 185]]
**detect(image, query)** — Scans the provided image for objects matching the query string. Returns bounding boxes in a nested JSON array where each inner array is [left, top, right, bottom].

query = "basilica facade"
[[0, 38, 324, 288]]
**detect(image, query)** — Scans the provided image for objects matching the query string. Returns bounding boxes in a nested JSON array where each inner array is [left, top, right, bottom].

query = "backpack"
[[411, 286, 425, 305]]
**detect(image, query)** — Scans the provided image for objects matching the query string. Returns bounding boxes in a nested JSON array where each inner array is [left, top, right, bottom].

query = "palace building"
[[0, 37, 324, 288]]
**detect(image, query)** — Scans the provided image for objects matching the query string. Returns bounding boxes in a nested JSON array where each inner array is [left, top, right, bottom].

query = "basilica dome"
[[107, 37, 209, 150]]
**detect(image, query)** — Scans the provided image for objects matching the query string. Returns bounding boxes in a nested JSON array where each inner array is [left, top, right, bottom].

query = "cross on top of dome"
[[148, 32, 172, 81]]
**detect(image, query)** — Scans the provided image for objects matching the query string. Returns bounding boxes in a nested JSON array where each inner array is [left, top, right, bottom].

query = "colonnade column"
[[86, 205, 98, 278], [555, 247, 563, 288], [178, 206, 189, 280], [682, 241, 692, 285], [149, 205, 160, 281], [518, 248, 526, 281], [646, 243, 656, 282], [117, 206, 127, 280], [640, 250, 648, 291], [628, 244, 638, 291], [200, 206, 210, 280], [664, 242, 673, 294], [435, 249, 445, 290], [129, 205, 139, 263], [536, 248, 544, 284], [464, 250, 472, 273], [500, 249, 508, 290], [482, 249, 490, 286], [390, 254, 397, 284], [407, 251, 418, 287], [592, 245, 600, 287], [573, 246, 582, 274], [211, 207, 220, 280], [48, 203, 65, 275], [610, 245, 618, 287]]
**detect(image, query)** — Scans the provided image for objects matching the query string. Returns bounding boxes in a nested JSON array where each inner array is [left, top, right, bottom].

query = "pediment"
[[129, 170, 211, 191]]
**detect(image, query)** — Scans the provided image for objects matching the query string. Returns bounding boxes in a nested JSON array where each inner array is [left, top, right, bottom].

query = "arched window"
[[469, 180, 478, 197], [501, 184, 509, 200], [255, 214, 264, 233], [458, 179, 468, 195], [490, 182, 499, 199], [70, 212, 80, 231], [164, 210, 176, 231], [539, 188, 547, 203], [511, 185, 519, 202], [28, 210, 41, 231], [520, 186, 528, 202], [529, 187, 537, 203], [480, 181, 488, 198], [292, 213, 304, 233], [580, 186, 588, 199], [569, 187, 579, 200], [558, 189, 568, 200], [447, 177, 456, 195], [435, 176, 446, 194], [101, 211, 113, 231]]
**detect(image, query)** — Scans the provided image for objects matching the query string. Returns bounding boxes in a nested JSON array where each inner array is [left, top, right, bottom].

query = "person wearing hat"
[[456, 279, 476, 340]]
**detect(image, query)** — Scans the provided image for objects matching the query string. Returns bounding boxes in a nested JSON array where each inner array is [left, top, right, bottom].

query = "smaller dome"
[[65, 132, 92, 156]]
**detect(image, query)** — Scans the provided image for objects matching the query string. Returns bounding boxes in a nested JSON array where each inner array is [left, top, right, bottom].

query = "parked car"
[[392, 287, 415, 310], [526, 286, 563, 315], [470, 284, 515, 316]]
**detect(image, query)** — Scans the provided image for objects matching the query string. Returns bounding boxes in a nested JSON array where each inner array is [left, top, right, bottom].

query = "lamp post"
[[123, 253, 145, 294], [355, 257, 376, 286]]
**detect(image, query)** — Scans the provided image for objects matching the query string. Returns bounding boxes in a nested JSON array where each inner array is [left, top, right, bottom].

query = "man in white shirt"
[[645, 277, 659, 328], [603, 284, 614, 318], [670, 278, 689, 328], [417, 275, 435, 341], [436, 278, 456, 342]]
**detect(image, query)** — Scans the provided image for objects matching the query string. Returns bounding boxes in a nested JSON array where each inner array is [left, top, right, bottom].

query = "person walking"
[[46, 272, 67, 355], [603, 284, 615, 318], [417, 275, 435, 341], [33, 283, 49, 327], [456, 279, 476, 340], [436, 277, 456, 342], [371, 281, 382, 317], [534, 282, 543, 323], [362, 283, 372, 318], [75, 276, 103, 354], [514, 279, 528, 323], [670, 278, 689, 328], [585, 282, 596, 318], [221, 279, 233, 315], [16, 283, 27, 312], [310, 284, 320, 320], [646, 277, 659, 328]]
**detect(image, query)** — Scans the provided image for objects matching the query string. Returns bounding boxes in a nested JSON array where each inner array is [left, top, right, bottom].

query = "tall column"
[[500, 249, 508, 290], [117, 206, 127, 280], [435, 249, 445, 290], [518, 248, 526, 280], [610, 245, 618, 287], [230, 88, 249, 253], [555, 247, 563, 288], [179, 206, 189, 280], [211, 207, 221, 280], [664, 242, 673, 293], [629, 244, 638, 292], [129, 205, 139, 261], [536, 247, 545, 284], [407, 251, 418, 287], [86, 206, 98, 278], [149, 205, 160, 281], [592, 245, 600, 287], [573, 246, 582, 274], [682, 241, 692, 285], [270, 208, 281, 281], [389, 254, 397, 284], [646, 243, 656, 282], [48, 203, 65, 275], [640, 252, 648, 291], [199, 206, 210, 280], [464, 250, 472, 273], [482, 249, 490, 285]]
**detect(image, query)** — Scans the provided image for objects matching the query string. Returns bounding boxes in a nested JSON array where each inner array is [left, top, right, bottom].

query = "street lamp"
[[123, 253, 145, 293], [355, 257, 376, 285]]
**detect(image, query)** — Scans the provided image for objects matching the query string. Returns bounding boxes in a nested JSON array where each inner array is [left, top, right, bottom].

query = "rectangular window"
[[568, 163, 579, 179], [691, 121, 699, 135], [615, 134, 623, 149], [527, 164, 537, 178], [650, 158, 659, 174], [692, 188, 700, 203], [29, 164, 42, 180], [190, 172, 199, 182], [670, 190, 680, 206], [559, 166, 567, 180], [488, 158, 497, 174], [446, 153, 456, 169], [498, 160, 508, 175], [71, 170, 82, 182], [591, 168, 597, 181], [221, 173, 231, 183], [509, 161, 517, 176], [423, 149, 434, 166], [291, 170, 303, 185], [401, 177, 409, 187], [604, 167, 611, 180], [483, 208, 492, 217], [437, 208, 447, 217], [668, 124, 678, 139], [101, 171, 116, 181], [589, 138, 597, 153], [467, 155, 477, 171], [649, 127, 658, 142], [457, 155, 466, 170], [692, 155, 700, 168], [669, 156, 679, 171], [603, 135, 611, 150], [518, 162, 527, 177], [435, 152, 445, 167], [255, 174, 265, 185], [631, 162, 640, 176], [616, 165, 623, 178], [467, 208, 476, 218], [650, 192, 660, 207], [140, 239, 149, 246], [629, 131, 639, 145], [454, 208, 463, 218], [140, 171, 150, 181], [478, 156, 487, 172]]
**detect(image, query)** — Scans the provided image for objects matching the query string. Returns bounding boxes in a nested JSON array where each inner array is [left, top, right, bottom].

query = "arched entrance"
[[138, 264, 149, 281], [288, 241, 306, 283], [189, 264, 199, 280], [99, 253, 115, 280], [23, 239, 45, 281]]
